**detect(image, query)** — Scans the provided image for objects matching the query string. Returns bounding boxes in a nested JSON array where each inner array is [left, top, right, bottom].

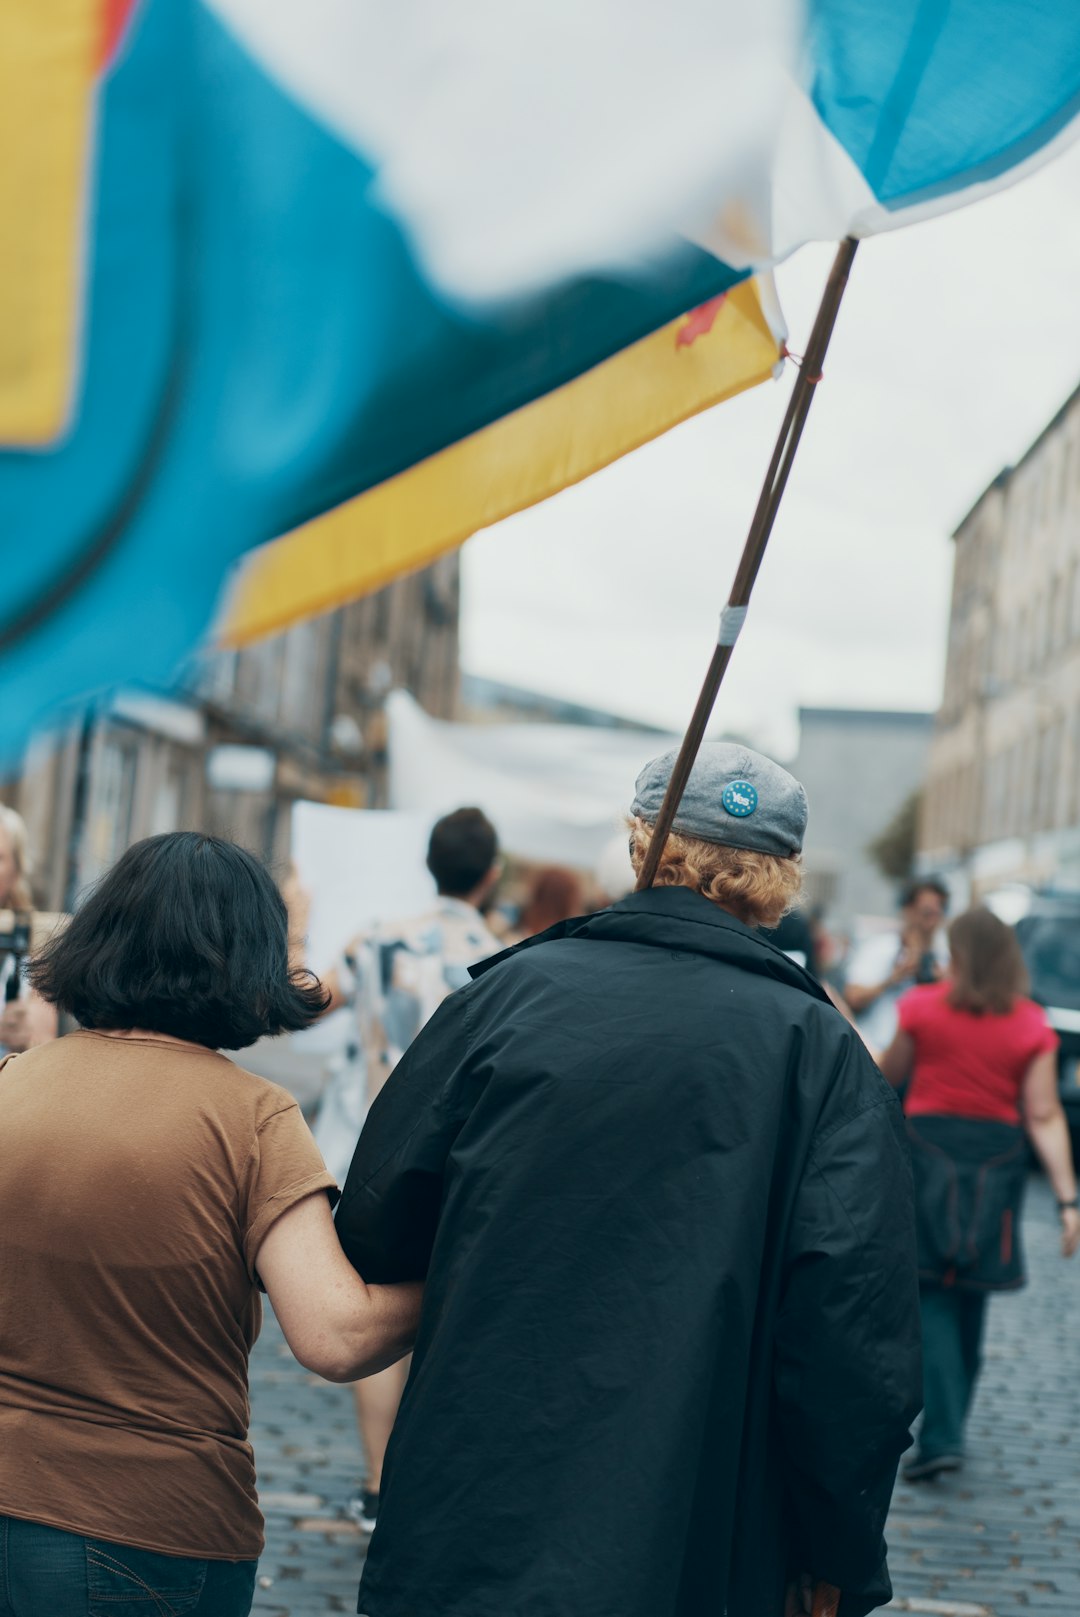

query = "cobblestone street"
[[249, 1177, 1080, 1615]]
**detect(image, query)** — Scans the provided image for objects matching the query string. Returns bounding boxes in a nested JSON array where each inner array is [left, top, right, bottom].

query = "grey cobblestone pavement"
[[249, 1176, 1080, 1615]]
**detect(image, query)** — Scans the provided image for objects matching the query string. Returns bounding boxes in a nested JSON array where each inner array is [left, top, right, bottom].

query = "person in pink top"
[[880, 906, 1080, 1480]]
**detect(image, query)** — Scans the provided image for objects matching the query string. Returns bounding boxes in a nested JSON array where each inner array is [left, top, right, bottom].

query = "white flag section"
[[209, 0, 1079, 304], [206, 0, 796, 303], [387, 690, 677, 868]]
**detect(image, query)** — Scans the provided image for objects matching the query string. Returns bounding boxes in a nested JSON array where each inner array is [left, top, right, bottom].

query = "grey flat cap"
[[631, 742, 807, 857]]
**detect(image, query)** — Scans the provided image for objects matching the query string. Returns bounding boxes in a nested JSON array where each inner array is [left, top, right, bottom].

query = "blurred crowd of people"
[[0, 752, 1078, 1616]]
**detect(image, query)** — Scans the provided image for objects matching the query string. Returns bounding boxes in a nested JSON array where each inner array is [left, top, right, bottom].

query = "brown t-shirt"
[[0, 1030, 338, 1560]]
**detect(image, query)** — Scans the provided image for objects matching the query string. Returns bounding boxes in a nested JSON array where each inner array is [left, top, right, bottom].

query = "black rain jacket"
[[336, 886, 922, 1617]]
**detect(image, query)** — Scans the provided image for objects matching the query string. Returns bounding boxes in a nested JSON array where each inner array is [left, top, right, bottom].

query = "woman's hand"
[[1061, 1205, 1080, 1258], [888, 944, 921, 987]]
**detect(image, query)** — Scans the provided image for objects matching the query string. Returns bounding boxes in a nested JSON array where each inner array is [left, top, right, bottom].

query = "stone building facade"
[[8, 556, 460, 912], [919, 381, 1080, 896]]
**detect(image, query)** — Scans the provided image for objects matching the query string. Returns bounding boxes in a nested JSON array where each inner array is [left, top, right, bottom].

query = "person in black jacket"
[[335, 742, 922, 1617]]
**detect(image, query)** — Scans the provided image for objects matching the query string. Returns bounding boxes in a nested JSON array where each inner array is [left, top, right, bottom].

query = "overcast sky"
[[460, 142, 1080, 760]]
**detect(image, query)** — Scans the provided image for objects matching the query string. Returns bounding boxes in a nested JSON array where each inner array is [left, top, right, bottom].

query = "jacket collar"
[[471, 884, 828, 1004]]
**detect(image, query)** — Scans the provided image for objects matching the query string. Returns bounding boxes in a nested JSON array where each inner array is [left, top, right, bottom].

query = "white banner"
[[291, 799, 436, 974], [387, 689, 674, 868], [242, 801, 437, 1109]]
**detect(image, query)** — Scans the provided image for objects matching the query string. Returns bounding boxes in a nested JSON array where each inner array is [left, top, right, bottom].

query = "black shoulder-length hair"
[[31, 832, 328, 1050]]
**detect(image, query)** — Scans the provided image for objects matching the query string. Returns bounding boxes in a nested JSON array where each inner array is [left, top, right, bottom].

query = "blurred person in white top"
[[844, 877, 950, 1052]]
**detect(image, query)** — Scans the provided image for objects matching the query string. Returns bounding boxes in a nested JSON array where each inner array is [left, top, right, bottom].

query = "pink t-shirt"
[[898, 980, 1058, 1125]]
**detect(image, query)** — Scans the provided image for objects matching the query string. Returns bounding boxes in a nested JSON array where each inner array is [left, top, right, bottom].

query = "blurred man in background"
[[844, 877, 950, 1051]]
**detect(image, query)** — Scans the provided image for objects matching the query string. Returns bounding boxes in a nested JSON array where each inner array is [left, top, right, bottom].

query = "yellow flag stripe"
[[221, 279, 781, 646], [0, 1, 97, 444]]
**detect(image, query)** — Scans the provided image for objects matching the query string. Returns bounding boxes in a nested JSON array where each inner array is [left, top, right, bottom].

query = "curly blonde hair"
[[629, 818, 802, 929], [0, 804, 33, 911]]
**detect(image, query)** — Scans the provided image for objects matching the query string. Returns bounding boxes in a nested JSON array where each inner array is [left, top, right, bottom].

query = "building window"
[[1070, 563, 1080, 644], [83, 735, 137, 886], [1008, 739, 1024, 836], [1021, 734, 1038, 834], [1034, 726, 1052, 832], [1070, 709, 1080, 827], [237, 638, 285, 727], [1050, 715, 1066, 829], [1032, 594, 1047, 671], [201, 650, 239, 705], [279, 621, 321, 732], [997, 619, 1012, 687], [150, 755, 190, 837], [1014, 609, 1027, 680], [1063, 436, 1072, 503], [940, 773, 955, 849], [1038, 462, 1052, 530], [989, 753, 1006, 841], [1065, 426, 1080, 499], [1053, 578, 1069, 654]]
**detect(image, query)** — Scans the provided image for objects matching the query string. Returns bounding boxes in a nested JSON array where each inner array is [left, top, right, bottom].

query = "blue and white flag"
[[0, 0, 1077, 761]]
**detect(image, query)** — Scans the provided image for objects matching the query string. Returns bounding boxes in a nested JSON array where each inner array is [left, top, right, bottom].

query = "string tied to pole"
[[783, 348, 825, 385]]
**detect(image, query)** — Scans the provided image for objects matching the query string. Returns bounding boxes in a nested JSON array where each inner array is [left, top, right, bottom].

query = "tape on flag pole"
[[717, 604, 748, 647]]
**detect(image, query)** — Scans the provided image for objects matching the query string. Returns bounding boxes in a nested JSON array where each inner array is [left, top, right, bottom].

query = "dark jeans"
[[918, 1285, 988, 1459], [0, 1516, 256, 1617]]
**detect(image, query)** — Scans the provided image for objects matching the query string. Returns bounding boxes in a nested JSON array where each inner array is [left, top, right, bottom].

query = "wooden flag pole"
[[635, 237, 859, 891]]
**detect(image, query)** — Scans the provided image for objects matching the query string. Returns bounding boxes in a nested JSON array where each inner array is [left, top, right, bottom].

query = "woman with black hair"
[[880, 906, 1080, 1481], [0, 833, 421, 1617]]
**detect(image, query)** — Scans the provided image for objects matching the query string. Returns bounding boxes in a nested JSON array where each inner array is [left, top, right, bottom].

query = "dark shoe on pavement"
[[902, 1452, 964, 1482], [344, 1488, 379, 1533]]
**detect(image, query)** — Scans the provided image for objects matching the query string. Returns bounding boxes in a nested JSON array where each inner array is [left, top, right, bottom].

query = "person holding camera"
[[844, 876, 950, 1051], [0, 804, 57, 1055]]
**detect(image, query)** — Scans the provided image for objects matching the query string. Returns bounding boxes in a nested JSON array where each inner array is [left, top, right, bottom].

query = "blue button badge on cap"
[[631, 740, 806, 855], [721, 780, 758, 818]]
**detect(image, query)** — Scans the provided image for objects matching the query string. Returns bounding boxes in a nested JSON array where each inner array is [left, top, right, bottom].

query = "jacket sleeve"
[[334, 984, 476, 1283], [775, 1040, 922, 1617]]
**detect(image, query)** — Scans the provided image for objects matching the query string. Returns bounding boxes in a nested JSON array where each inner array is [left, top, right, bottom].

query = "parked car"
[[1012, 891, 1080, 1160]]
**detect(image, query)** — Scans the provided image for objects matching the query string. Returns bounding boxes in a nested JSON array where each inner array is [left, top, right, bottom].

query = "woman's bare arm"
[[876, 1028, 915, 1088], [256, 1192, 423, 1382], [1021, 1050, 1080, 1257]]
